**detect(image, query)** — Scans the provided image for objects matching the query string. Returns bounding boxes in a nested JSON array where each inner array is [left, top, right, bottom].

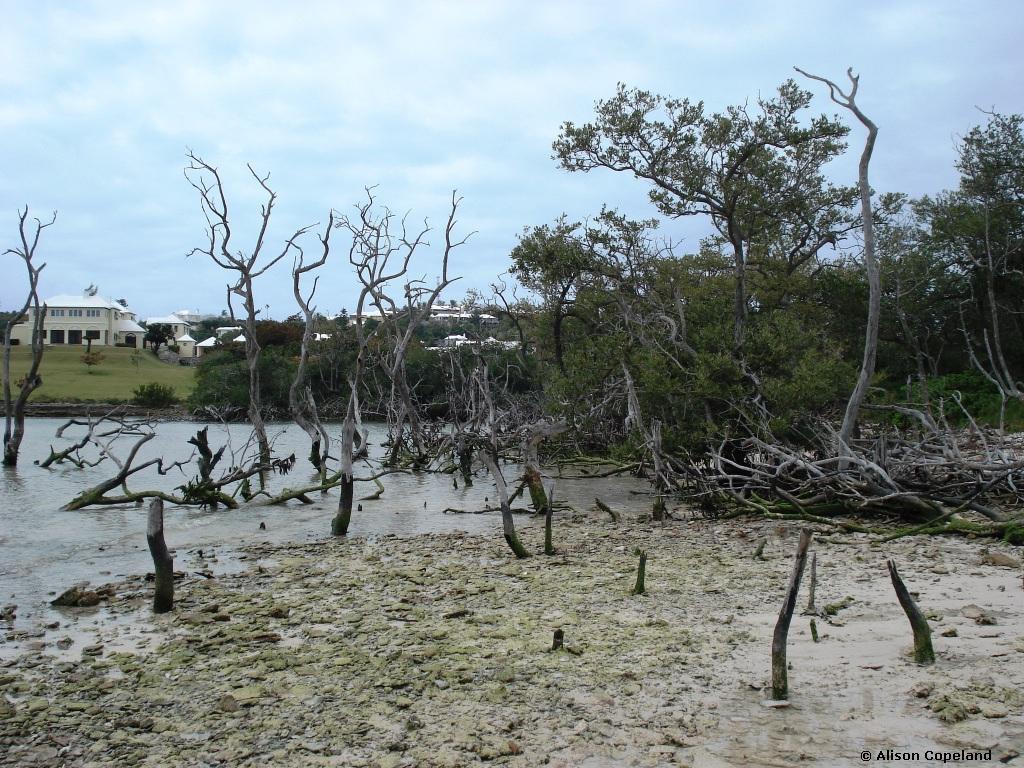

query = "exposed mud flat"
[[1, 514, 1022, 767]]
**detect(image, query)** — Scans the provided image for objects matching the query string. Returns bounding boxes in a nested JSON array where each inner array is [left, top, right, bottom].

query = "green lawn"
[[6, 345, 195, 402]]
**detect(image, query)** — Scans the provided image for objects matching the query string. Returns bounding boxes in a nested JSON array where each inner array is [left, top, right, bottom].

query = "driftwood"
[[771, 529, 813, 701], [55, 420, 292, 511], [677, 416, 1024, 537]]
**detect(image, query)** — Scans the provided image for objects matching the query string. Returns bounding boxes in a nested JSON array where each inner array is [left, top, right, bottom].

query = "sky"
[[1, 0, 1022, 320]]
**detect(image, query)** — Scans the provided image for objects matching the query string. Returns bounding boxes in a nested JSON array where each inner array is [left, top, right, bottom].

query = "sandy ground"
[[1, 512, 1022, 767]]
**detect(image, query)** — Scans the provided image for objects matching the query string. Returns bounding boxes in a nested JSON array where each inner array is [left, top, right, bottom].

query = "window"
[[68, 309, 83, 317], [50, 309, 65, 317], [68, 329, 82, 344], [50, 329, 65, 344], [85, 330, 101, 340], [86, 309, 102, 318]]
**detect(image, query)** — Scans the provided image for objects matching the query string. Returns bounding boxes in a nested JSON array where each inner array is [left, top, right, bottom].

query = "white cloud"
[[1, 0, 1022, 317]]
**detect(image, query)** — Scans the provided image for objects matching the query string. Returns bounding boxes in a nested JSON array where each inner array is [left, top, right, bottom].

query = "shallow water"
[[0, 417, 649, 636]]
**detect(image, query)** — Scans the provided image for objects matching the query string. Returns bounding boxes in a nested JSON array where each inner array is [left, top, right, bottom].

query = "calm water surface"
[[1, 417, 649, 635]]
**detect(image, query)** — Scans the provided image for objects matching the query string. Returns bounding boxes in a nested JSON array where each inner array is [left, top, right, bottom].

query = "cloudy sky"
[[1, 0, 1021, 320]]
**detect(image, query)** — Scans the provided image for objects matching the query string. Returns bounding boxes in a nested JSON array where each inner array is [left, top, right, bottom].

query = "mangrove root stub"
[[653, 494, 666, 522], [146, 499, 174, 614], [505, 532, 531, 559], [543, 479, 557, 555], [804, 552, 817, 615], [552, 628, 564, 651], [632, 550, 648, 595], [810, 618, 819, 643], [595, 497, 619, 523], [753, 537, 767, 560], [887, 559, 935, 664], [771, 529, 813, 701]]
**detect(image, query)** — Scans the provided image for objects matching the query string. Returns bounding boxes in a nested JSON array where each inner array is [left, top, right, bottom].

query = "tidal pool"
[[0, 417, 650, 636]]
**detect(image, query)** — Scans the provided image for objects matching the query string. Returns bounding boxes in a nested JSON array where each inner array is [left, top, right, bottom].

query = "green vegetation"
[[132, 382, 179, 407], [80, 349, 105, 374], [8, 346, 194, 402]]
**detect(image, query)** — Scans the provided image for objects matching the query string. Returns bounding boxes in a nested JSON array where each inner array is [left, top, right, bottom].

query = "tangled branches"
[[671, 405, 1024, 540]]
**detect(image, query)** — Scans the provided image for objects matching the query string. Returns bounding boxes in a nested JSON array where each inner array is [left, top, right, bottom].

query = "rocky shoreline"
[[2, 515, 1022, 767], [24, 402, 193, 420]]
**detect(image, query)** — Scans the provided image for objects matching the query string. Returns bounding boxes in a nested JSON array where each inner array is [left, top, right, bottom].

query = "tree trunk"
[[457, 443, 474, 487], [333, 410, 356, 536], [833, 81, 880, 451], [479, 450, 529, 558], [524, 465, 548, 515], [771, 529, 813, 700], [731, 238, 747, 351], [147, 499, 174, 613], [3, 293, 46, 467], [333, 475, 354, 536], [245, 328, 271, 489], [522, 420, 567, 514]]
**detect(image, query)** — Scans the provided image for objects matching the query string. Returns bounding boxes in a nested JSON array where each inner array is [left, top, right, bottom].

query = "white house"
[[143, 313, 193, 341], [429, 304, 499, 326], [173, 309, 202, 325], [196, 336, 219, 356], [10, 291, 145, 347], [175, 333, 197, 357]]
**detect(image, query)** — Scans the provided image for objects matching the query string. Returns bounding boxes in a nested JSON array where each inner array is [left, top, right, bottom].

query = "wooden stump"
[[771, 529, 812, 700], [632, 551, 648, 595], [146, 499, 174, 614], [804, 552, 817, 614], [887, 559, 935, 664], [551, 628, 564, 651], [544, 480, 556, 556], [332, 475, 353, 536]]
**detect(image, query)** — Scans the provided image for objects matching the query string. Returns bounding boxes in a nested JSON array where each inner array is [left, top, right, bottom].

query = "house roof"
[[115, 318, 145, 333], [197, 337, 218, 348], [176, 333, 196, 343], [145, 314, 190, 326], [44, 293, 134, 312]]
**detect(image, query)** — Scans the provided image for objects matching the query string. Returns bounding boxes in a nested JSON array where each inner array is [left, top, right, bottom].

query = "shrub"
[[133, 382, 177, 407]]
